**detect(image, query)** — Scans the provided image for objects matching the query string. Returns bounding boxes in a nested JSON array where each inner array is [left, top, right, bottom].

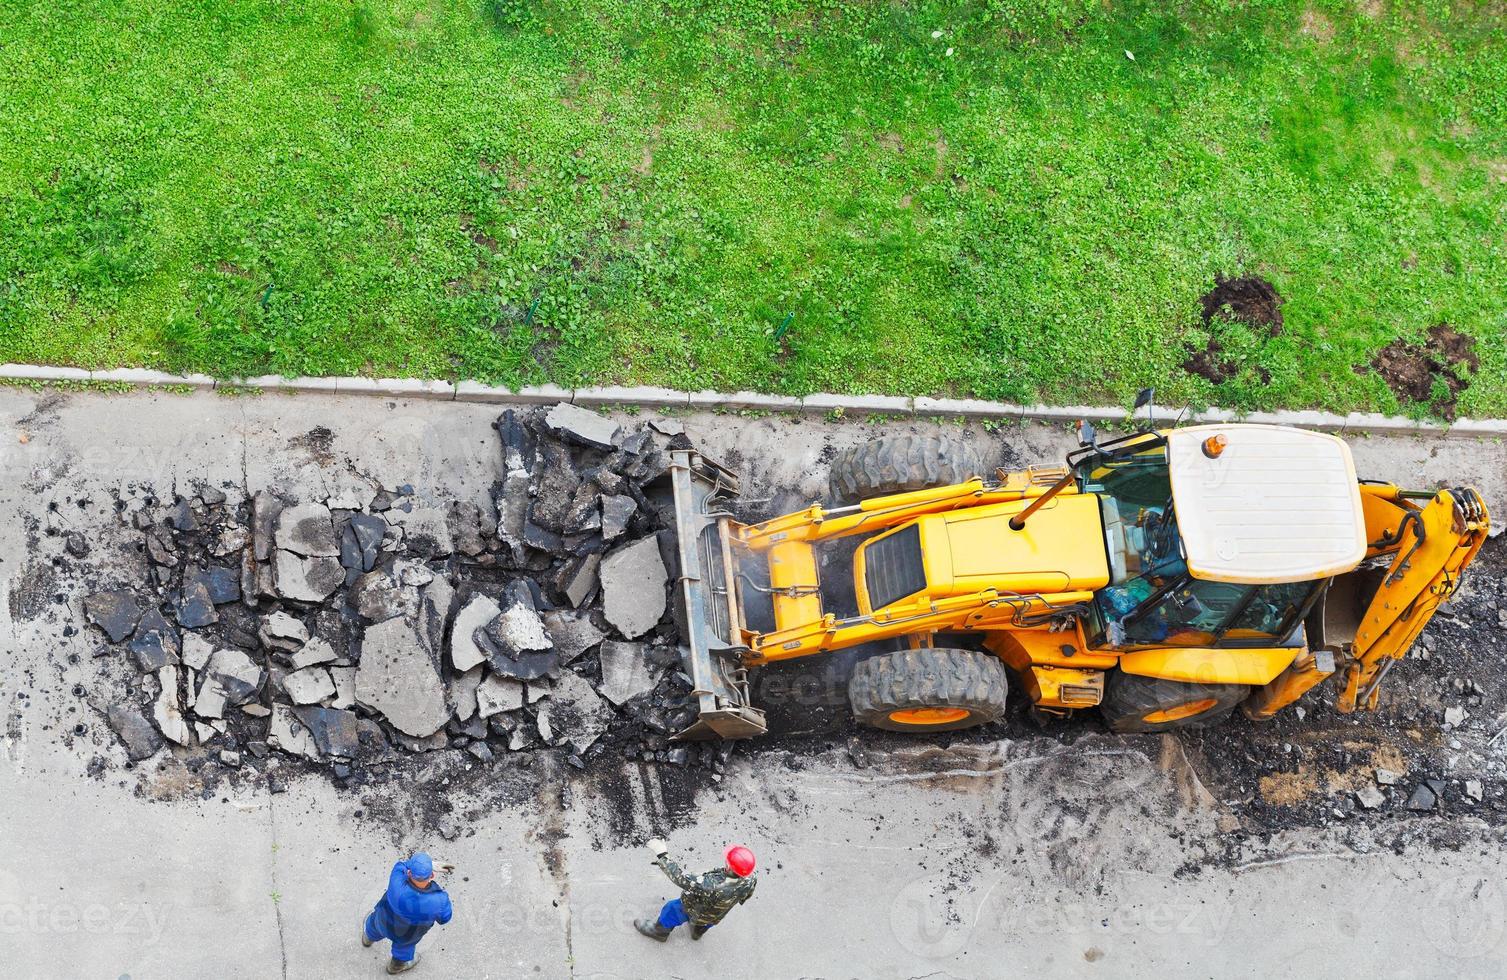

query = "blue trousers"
[[365, 907, 430, 962], [656, 899, 712, 932]]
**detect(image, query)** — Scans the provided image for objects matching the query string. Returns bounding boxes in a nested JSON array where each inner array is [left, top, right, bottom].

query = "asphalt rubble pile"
[[82, 402, 737, 793]]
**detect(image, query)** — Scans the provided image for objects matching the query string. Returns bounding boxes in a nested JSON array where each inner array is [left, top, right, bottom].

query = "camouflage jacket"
[[655, 854, 757, 926]]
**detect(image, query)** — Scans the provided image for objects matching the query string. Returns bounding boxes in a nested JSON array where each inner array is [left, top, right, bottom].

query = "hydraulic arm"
[[1337, 484, 1490, 712]]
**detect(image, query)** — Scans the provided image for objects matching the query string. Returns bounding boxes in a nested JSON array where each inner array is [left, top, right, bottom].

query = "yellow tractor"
[[667, 421, 1489, 739]]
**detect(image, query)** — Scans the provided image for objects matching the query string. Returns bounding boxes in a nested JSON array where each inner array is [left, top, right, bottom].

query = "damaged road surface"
[[3, 388, 1507, 978]]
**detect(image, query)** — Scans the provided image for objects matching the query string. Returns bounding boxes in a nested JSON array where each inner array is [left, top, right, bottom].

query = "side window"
[[1227, 581, 1312, 639], [1124, 579, 1249, 645]]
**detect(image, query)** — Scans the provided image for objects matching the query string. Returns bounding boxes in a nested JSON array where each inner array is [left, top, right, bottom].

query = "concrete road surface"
[[2, 388, 1505, 979]]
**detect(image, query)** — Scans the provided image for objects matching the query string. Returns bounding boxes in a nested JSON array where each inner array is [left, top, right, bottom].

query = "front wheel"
[[848, 648, 1009, 733], [1099, 672, 1249, 733]]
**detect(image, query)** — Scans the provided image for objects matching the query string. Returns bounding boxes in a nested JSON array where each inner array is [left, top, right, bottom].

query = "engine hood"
[[856, 492, 1111, 612]]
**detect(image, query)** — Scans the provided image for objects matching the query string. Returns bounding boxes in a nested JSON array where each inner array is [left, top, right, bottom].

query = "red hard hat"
[[724, 845, 756, 877]]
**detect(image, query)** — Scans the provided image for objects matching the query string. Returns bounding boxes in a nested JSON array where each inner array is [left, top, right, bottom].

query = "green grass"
[[1, 0, 1505, 415]]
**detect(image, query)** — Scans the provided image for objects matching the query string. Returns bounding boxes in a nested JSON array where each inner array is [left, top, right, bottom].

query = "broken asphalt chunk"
[[152, 665, 191, 746], [289, 637, 336, 670], [596, 640, 656, 706], [205, 648, 264, 706], [350, 568, 416, 622], [1405, 783, 1438, 812], [293, 705, 361, 757], [355, 617, 450, 737], [348, 513, 386, 568], [450, 595, 501, 672], [146, 526, 178, 568], [481, 585, 551, 659], [274, 551, 345, 603], [447, 500, 495, 557], [494, 471, 530, 561], [599, 536, 667, 639], [476, 585, 558, 680], [450, 666, 484, 721], [476, 675, 525, 718], [495, 409, 536, 473], [536, 671, 609, 755], [129, 609, 180, 672], [192, 677, 228, 720], [106, 702, 164, 761], [186, 565, 241, 605], [328, 666, 356, 710], [175, 580, 218, 629], [181, 633, 214, 672], [544, 402, 620, 451], [528, 441, 583, 532], [554, 553, 600, 608], [259, 611, 309, 651], [84, 590, 142, 643], [251, 491, 283, 562], [274, 503, 340, 557], [281, 666, 336, 705], [168, 498, 199, 532], [385, 507, 454, 558], [521, 520, 564, 554], [542, 609, 606, 665], [599, 494, 636, 542], [270, 703, 321, 759], [416, 574, 456, 660]]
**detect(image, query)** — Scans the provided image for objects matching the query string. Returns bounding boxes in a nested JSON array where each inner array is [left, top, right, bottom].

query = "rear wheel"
[[848, 648, 1009, 733], [828, 435, 983, 506], [1099, 672, 1249, 733]]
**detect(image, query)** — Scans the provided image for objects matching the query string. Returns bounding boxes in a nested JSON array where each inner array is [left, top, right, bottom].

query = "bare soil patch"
[[1182, 275, 1284, 384], [1365, 322, 1479, 419]]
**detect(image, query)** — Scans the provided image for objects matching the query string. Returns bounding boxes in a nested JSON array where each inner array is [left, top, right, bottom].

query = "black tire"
[[1099, 672, 1249, 733], [848, 648, 1009, 733], [828, 435, 983, 506]]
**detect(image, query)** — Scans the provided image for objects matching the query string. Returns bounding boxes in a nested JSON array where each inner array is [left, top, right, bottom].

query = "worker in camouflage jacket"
[[634, 838, 757, 941]]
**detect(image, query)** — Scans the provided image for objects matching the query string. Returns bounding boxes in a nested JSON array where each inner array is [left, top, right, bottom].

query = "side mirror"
[[1134, 387, 1156, 428], [1077, 420, 1098, 448]]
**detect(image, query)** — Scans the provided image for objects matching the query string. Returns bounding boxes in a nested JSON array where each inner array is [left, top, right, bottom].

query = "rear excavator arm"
[[1334, 484, 1490, 712], [1249, 483, 1489, 719]]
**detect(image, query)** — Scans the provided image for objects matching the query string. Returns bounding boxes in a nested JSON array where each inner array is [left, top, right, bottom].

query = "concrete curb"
[[3, 364, 1505, 438]]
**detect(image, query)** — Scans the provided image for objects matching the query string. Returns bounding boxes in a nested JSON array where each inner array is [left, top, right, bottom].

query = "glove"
[[435, 862, 457, 874], [647, 838, 669, 859]]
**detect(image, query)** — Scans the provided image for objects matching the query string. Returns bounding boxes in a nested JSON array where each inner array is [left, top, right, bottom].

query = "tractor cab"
[[1079, 425, 1367, 653]]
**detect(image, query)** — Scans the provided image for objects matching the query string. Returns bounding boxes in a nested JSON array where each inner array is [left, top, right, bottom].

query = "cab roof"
[[1166, 424, 1366, 584]]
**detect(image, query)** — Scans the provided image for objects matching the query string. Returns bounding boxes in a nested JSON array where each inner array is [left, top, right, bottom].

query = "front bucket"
[[668, 449, 768, 740]]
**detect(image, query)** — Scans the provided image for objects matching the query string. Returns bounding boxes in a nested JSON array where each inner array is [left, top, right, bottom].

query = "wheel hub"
[[1142, 698, 1218, 724], [888, 706, 971, 726]]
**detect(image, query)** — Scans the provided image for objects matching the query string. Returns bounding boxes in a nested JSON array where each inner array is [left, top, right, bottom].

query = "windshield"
[[1081, 447, 1180, 586], [1100, 576, 1315, 647]]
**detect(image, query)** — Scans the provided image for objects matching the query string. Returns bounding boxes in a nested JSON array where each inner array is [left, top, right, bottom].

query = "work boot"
[[635, 918, 672, 942], [690, 924, 710, 941], [386, 954, 420, 974], [360, 921, 373, 948]]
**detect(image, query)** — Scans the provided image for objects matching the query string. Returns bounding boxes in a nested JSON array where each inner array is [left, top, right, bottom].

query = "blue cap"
[[407, 853, 434, 880]]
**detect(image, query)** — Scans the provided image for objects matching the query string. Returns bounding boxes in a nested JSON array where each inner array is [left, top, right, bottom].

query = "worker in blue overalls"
[[361, 852, 455, 974]]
